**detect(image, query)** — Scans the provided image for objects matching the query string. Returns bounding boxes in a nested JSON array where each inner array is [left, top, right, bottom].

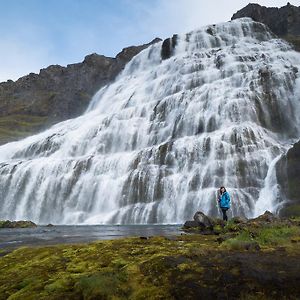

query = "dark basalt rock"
[[276, 140, 300, 217], [0, 38, 161, 145], [232, 3, 300, 51], [193, 211, 214, 229], [183, 211, 219, 234], [161, 34, 178, 60]]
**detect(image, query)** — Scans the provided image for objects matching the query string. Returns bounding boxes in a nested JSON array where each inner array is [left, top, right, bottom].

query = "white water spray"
[[0, 18, 300, 224]]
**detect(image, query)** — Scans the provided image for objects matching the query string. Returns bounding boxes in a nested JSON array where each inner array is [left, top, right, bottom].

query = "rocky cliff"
[[232, 3, 300, 51], [0, 38, 161, 145], [276, 140, 300, 216]]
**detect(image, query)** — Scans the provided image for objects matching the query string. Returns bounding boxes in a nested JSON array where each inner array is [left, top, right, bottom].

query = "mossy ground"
[[1, 220, 300, 300]]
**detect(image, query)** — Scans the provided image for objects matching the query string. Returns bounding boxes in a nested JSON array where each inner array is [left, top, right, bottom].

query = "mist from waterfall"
[[0, 18, 300, 224]]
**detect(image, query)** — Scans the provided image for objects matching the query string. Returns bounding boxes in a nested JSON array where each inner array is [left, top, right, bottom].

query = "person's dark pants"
[[221, 208, 228, 221]]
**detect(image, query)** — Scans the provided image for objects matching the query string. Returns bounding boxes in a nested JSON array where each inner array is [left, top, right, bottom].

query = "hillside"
[[0, 38, 161, 145]]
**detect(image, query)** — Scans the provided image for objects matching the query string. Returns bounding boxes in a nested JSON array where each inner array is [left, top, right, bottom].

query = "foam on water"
[[0, 18, 300, 224]]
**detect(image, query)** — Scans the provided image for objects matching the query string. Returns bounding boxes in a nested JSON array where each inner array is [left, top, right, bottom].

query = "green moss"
[[0, 223, 300, 299]]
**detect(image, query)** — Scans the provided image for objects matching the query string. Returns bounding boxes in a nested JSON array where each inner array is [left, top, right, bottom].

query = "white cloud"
[[136, 0, 300, 38], [0, 0, 298, 82]]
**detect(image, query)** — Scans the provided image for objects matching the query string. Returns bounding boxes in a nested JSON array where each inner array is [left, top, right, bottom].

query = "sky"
[[0, 0, 299, 82]]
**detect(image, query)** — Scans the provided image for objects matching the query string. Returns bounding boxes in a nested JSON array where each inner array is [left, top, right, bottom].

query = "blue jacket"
[[219, 191, 231, 209]]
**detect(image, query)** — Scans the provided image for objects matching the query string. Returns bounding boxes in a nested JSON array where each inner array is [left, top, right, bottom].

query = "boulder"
[[183, 211, 215, 233], [183, 220, 200, 229], [193, 211, 214, 229]]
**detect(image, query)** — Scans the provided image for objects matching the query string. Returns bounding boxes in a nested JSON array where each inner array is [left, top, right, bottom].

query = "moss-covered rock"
[[0, 220, 37, 228]]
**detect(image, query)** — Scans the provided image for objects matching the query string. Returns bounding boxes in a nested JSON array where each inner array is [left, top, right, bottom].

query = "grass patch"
[[0, 114, 48, 145]]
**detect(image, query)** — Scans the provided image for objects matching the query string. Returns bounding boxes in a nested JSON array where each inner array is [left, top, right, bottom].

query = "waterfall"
[[0, 18, 300, 224]]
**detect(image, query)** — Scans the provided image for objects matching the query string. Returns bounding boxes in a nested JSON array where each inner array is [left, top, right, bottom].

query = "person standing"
[[218, 186, 231, 221]]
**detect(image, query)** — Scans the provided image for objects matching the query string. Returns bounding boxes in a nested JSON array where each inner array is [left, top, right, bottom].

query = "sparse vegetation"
[[0, 216, 300, 299]]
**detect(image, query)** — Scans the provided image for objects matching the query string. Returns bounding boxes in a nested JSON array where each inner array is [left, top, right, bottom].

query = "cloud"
[[133, 0, 300, 38], [0, 21, 55, 82], [0, 0, 298, 82]]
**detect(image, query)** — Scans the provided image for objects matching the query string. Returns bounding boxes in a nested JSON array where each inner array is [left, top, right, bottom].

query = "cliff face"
[[232, 3, 300, 51], [276, 141, 300, 216], [0, 38, 161, 145]]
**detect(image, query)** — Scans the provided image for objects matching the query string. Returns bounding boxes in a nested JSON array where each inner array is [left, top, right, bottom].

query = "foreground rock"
[[0, 38, 161, 145], [183, 210, 293, 234], [232, 3, 300, 51], [276, 140, 300, 217], [0, 220, 37, 228]]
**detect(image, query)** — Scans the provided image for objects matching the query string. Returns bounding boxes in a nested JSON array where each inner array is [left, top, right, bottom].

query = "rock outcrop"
[[276, 140, 300, 217], [0, 220, 37, 228], [183, 211, 290, 234], [0, 38, 161, 145], [232, 3, 300, 51]]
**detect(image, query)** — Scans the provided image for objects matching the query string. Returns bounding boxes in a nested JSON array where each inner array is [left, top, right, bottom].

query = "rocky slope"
[[232, 2, 300, 51], [0, 38, 161, 145]]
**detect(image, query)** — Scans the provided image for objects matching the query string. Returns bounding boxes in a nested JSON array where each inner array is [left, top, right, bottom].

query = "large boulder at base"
[[193, 211, 214, 229], [183, 211, 215, 233], [182, 220, 200, 229], [0, 220, 37, 228]]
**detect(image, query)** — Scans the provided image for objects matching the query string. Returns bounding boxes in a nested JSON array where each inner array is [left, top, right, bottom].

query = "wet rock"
[[193, 211, 214, 229], [276, 140, 300, 217], [161, 34, 178, 60], [46, 223, 54, 227], [183, 211, 215, 234], [183, 220, 199, 229], [0, 220, 37, 228]]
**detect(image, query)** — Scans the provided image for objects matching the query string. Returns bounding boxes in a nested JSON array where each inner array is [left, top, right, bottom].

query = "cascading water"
[[0, 18, 300, 224]]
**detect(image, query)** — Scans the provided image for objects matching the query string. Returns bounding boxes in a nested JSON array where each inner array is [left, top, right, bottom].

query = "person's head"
[[220, 186, 226, 194]]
